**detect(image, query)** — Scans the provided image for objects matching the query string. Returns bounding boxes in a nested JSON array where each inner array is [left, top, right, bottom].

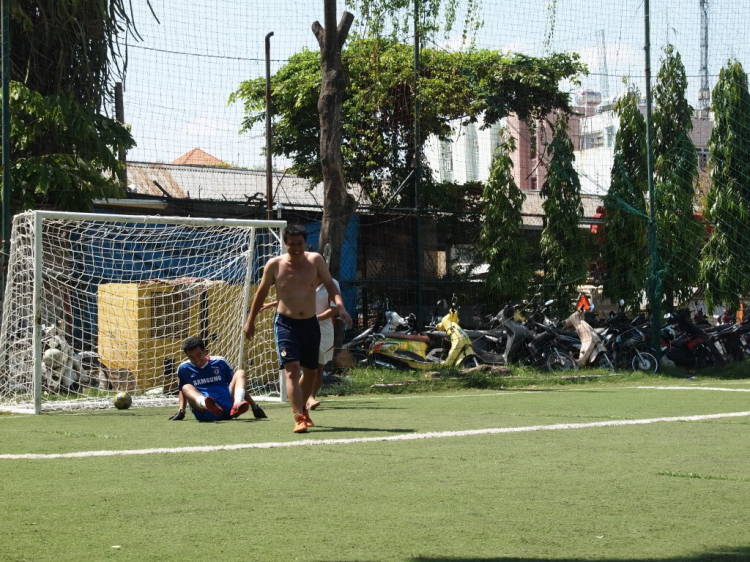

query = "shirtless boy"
[[243, 224, 352, 433]]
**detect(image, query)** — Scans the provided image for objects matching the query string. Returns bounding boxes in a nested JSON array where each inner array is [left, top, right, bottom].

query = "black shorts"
[[274, 313, 321, 370]]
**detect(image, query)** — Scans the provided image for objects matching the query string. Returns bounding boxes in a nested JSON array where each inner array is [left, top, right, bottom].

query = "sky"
[[119, 0, 750, 170]]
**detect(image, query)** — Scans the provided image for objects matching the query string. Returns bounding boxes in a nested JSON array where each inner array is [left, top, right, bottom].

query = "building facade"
[[424, 92, 712, 198]]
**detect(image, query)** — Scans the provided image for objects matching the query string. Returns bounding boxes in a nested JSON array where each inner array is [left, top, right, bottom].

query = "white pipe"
[[33, 210, 286, 230], [238, 227, 257, 376], [33, 212, 43, 414]]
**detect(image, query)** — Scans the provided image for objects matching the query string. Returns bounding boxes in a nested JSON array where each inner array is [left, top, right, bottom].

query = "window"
[[581, 133, 604, 150], [529, 177, 538, 191], [441, 141, 453, 172], [529, 122, 537, 161], [606, 126, 616, 147], [696, 148, 709, 170]]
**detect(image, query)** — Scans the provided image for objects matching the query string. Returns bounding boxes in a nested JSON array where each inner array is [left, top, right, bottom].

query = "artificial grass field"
[[1, 375, 749, 561]]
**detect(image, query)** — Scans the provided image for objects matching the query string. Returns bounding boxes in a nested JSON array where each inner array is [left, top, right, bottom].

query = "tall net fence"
[[4, 0, 750, 357], [107, 0, 750, 330]]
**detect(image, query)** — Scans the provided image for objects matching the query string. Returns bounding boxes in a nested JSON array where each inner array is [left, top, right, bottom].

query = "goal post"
[[0, 211, 286, 413]]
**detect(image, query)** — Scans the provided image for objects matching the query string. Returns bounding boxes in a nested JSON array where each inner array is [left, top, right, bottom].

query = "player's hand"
[[259, 302, 277, 313], [339, 309, 353, 329], [168, 409, 185, 421], [243, 322, 255, 340]]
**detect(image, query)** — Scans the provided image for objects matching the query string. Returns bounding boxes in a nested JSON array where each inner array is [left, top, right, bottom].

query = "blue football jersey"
[[177, 356, 233, 403]]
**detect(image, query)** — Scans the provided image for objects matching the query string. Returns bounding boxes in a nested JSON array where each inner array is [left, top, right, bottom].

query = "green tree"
[[540, 112, 586, 314], [601, 87, 648, 311], [699, 60, 750, 311], [230, 38, 584, 207], [5, 82, 134, 211], [652, 45, 703, 310], [481, 132, 530, 304], [346, 0, 482, 45], [2, 0, 142, 212]]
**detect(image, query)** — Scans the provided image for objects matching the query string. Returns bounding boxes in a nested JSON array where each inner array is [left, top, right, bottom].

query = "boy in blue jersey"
[[168, 336, 267, 422]]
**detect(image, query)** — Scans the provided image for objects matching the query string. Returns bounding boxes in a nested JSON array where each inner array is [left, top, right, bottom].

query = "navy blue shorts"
[[191, 390, 232, 422], [274, 313, 321, 370]]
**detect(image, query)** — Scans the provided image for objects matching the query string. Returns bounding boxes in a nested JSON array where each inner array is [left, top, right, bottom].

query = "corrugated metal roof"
[[520, 191, 603, 227], [127, 162, 344, 208], [126, 161, 602, 218]]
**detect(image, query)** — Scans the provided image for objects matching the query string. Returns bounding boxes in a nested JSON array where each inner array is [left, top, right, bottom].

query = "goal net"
[[0, 211, 286, 413]]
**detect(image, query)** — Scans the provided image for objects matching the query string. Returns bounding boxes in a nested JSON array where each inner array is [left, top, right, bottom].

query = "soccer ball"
[[113, 391, 132, 410]]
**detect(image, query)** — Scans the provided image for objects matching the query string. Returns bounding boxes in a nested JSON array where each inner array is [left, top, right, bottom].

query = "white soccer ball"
[[113, 391, 132, 410]]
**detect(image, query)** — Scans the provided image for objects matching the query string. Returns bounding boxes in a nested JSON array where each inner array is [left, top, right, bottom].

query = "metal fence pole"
[[643, 0, 662, 358], [413, 0, 423, 326], [1, 0, 11, 303]]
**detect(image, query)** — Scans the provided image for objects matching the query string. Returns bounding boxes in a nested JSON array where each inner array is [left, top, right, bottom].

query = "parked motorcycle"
[[662, 309, 724, 368], [562, 308, 613, 370], [598, 313, 659, 372], [494, 300, 578, 371], [367, 307, 482, 370], [41, 322, 108, 393], [462, 304, 516, 365]]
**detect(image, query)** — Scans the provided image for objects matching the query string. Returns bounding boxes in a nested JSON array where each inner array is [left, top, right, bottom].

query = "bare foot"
[[307, 399, 321, 411]]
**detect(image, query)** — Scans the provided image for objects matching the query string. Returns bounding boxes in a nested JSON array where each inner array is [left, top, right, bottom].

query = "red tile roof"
[[170, 148, 228, 167]]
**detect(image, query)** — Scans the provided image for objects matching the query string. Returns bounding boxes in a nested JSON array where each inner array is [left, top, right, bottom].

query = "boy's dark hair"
[[183, 336, 206, 354], [283, 224, 307, 243]]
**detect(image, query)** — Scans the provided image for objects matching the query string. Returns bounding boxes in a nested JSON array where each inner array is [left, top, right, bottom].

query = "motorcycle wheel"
[[347, 350, 369, 367], [460, 356, 482, 369], [595, 353, 614, 371], [546, 350, 578, 372], [368, 355, 406, 370], [631, 352, 658, 373], [696, 346, 718, 368]]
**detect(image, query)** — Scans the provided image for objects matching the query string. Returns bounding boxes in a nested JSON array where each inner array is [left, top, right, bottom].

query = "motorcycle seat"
[[383, 332, 431, 343]]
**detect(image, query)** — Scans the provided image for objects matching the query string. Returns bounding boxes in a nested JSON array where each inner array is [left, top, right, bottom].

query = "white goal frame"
[[0, 210, 287, 414]]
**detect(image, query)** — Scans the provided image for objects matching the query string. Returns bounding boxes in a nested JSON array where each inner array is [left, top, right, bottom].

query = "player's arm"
[[244, 259, 276, 340], [316, 255, 352, 327], [317, 288, 339, 321], [259, 300, 279, 313], [169, 390, 186, 420], [317, 305, 337, 321]]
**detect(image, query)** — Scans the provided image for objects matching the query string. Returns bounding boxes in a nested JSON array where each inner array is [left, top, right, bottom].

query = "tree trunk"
[[312, 2, 356, 279]]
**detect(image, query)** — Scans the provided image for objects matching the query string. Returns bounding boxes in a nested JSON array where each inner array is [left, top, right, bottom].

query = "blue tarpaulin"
[[303, 216, 359, 317]]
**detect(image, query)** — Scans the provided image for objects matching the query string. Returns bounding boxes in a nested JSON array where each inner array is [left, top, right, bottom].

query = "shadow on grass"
[[404, 548, 750, 562], [661, 361, 750, 379], [313, 404, 405, 410], [312, 426, 414, 434]]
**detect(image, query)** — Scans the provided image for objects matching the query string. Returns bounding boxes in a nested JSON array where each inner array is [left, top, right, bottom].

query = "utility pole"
[[114, 83, 127, 190], [265, 32, 274, 221], [596, 29, 610, 99], [698, 0, 710, 118]]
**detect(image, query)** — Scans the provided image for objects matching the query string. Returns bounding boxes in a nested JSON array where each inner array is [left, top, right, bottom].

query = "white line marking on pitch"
[[638, 386, 750, 392], [349, 391, 536, 402], [2, 410, 749, 461]]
